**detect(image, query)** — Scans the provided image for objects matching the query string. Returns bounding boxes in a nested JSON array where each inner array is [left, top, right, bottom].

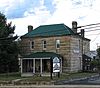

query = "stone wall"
[[20, 35, 90, 72], [70, 36, 82, 72], [69, 36, 90, 72]]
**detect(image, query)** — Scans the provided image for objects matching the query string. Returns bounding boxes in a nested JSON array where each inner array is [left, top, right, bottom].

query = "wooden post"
[[50, 58, 53, 79], [21, 59, 23, 73], [60, 58, 62, 73], [33, 59, 35, 73], [40, 58, 42, 76]]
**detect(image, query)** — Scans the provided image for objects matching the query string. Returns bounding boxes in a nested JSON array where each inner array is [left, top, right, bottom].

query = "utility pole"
[[81, 29, 84, 71]]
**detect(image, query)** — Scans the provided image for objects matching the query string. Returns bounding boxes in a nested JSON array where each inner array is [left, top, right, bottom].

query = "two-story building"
[[20, 21, 90, 76]]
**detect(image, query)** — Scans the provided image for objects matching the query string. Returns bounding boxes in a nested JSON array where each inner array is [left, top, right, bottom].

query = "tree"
[[0, 12, 19, 73], [97, 48, 100, 59], [90, 59, 100, 71], [90, 48, 100, 74]]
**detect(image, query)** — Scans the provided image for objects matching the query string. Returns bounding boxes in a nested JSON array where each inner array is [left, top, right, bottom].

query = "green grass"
[[0, 72, 21, 81], [0, 72, 98, 82], [17, 72, 98, 82]]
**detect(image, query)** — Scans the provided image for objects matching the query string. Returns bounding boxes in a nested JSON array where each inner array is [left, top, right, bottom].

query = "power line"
[[80, 25, 100, 30], [78, 22, 100, 28], [77, 23, 100, 35], [85, 28, 100, 32]]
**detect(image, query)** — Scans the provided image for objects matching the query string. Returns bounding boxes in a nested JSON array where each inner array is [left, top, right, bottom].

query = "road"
[[55, 75, 100, 85]]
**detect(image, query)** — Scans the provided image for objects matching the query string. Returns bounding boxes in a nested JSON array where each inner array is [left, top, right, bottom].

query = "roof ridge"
[[39, 23, 64, 27]]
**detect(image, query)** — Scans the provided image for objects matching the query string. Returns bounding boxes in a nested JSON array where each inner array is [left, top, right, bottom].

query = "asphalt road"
[[55, 75, 100, 85]]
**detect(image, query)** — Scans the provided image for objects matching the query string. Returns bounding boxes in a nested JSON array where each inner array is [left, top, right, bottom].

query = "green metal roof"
[[23, 52, 61, 58], [23, 24, 74, 37]]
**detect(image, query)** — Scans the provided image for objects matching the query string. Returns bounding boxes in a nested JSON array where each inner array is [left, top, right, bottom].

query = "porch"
[[20, 52, 62, 76]]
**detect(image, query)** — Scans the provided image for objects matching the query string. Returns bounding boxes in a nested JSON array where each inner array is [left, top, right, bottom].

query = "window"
[[56, 40, 60, 49], [30, 41, 34, 49], [42, 40, 46, 49]]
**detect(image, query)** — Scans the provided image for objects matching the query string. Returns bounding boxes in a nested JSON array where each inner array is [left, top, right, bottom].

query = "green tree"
[[0, 12, 19, 73], [90, 48, 100, 74], [96, 48, 100, 74]]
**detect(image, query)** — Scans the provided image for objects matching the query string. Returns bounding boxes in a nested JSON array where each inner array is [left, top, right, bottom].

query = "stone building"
[[20, 22, 90, 76]]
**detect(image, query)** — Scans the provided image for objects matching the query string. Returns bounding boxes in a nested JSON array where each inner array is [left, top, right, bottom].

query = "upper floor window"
[[56, 40, 60, 49], [30, 41, 34, 49], [42, 40, 46, 49]]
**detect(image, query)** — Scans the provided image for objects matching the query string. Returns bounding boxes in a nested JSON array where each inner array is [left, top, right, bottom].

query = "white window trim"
[[42, 40, 46, 50], [30, 41, 34, 50]]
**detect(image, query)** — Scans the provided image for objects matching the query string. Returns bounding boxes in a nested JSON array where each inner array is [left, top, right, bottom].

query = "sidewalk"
[[0, 85, 100, 88]]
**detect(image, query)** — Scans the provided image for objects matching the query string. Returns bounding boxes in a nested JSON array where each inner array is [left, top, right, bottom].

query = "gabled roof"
[[22, 23, 74, 38]]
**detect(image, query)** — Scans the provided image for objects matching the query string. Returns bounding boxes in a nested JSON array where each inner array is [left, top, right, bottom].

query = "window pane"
[[30, 41, 34, 49], [44, 44, 46, 48], [56, 40, 60, 44], [43, 40, 46, 49], [57, 44, 60, 48], [44, 41, 46, 44], [56, 40, 60, 48], [32, 41, 34, 49]]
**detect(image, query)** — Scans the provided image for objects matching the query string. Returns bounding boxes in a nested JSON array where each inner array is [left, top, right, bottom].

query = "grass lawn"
[[0, 72, 98, 82], [22, 72, 98, 82], [0, 72, 21, 81]]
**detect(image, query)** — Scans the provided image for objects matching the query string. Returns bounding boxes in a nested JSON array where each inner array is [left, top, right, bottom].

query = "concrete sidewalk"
[[0, 85, 100, 88]]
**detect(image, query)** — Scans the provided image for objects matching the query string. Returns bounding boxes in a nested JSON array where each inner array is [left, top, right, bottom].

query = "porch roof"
[[22, 52, 61, 58]]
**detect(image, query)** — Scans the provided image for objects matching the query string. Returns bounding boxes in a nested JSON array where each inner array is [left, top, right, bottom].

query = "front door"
[[42, 59, 50, 72]]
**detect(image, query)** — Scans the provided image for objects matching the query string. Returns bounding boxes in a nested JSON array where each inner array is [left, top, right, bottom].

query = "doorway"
[[42, 59, 50, 72]]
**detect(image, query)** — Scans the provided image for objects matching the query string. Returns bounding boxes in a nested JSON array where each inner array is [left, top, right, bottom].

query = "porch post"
[[61, 58, 62, 73], [21, 59, 23, 73], [40, 58, 42, 74], [33, 59, 35, 73], [27, 59, 29, 72]]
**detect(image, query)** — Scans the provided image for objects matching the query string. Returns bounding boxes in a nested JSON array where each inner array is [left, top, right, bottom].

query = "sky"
[[0, 0, 100, 50]]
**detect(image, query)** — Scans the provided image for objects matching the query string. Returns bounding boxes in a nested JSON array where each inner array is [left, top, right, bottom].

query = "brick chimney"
[[28, 25, 33, 32], [72, 21, 78, 33]]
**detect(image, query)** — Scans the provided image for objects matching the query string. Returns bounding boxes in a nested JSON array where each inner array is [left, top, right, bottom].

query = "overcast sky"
[[0, 0, 100, 50]]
